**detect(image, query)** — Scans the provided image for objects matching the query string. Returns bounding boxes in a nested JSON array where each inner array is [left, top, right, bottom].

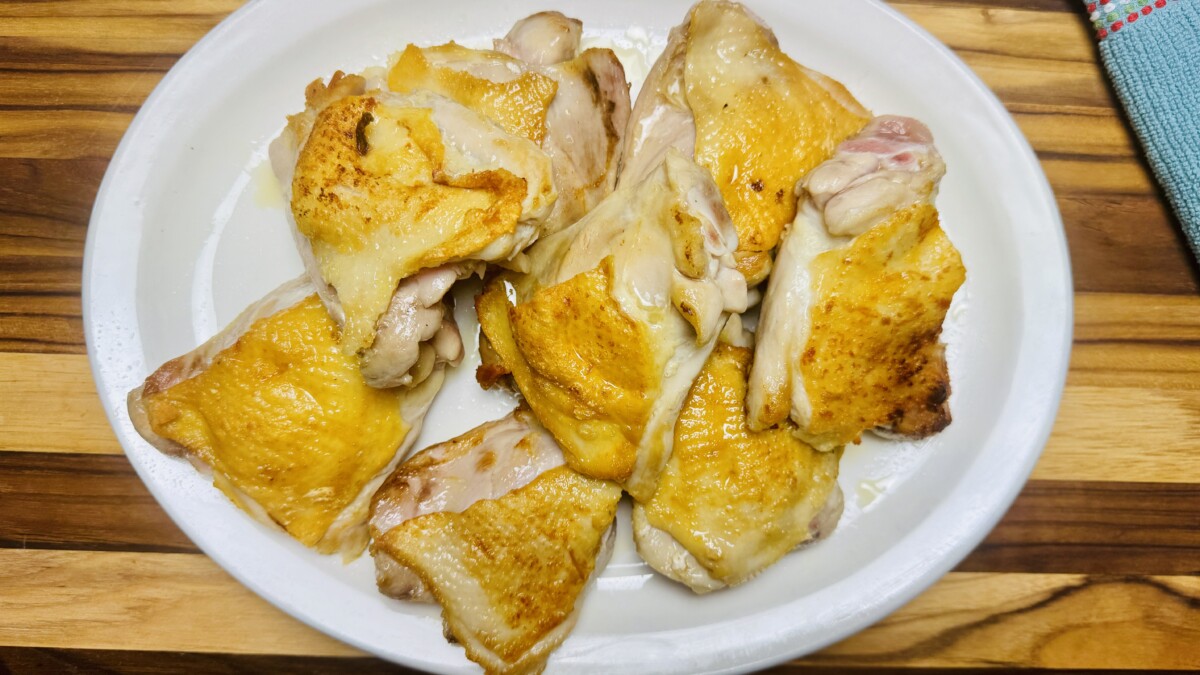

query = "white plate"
[[82, 1, 1073, 672]]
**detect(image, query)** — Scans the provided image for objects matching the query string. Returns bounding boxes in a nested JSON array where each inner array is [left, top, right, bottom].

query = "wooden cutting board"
[[0, 0, 1197, 672]]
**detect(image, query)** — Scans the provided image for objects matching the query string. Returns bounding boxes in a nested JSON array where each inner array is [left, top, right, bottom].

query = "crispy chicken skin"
[[126, 278, 442, 559], [476, 151, 747, 501], [747, 116, 965, 450], [369, 407, 566, 602], [634, 327, 843, 593], [270, 13, 629, 388], [621, 0, 870, 285], [371, 409, 620, 675], [282, 88, 551, 358]]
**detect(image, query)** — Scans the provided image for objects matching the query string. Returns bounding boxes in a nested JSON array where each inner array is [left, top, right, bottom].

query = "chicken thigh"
[[370, 407, 621, 675], [621, 0, 871, 285], [127, 278, 443, 559], [476, 151, 747, 501], [271, 14, 629, 387], [633, 321, 843, 593], [747, 116, 966, 450]]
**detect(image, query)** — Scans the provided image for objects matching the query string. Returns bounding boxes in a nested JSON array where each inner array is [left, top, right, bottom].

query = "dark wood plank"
[[0, 293, 84, 354], [956, 481, 1200, 576], [0, 41, 183, 72], [893, 0, 1080, 12], [0, 158, 105, 227], [4, 450, 1197, 577], [782, 662, 1200, 667], [0, 452, 196, 554], [0, 158, 105, 298], [0, 647, 414, 675], [7, 647, 1195, 675], [1061, 194, 1200, 296]]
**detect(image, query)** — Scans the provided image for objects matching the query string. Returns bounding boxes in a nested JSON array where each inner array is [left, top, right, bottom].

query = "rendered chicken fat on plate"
[[126, 278, 443, 559], [747, 115, 966, 450], [620, 0, 871, 285], [476, 150, 748, 502], [370, 408, 621, 675], [635, 326, 844, 593], [269, 12, 630, 388]]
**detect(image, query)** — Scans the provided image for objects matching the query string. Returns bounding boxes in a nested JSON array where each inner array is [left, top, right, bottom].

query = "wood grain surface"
[[0, 0, 1197, 673]]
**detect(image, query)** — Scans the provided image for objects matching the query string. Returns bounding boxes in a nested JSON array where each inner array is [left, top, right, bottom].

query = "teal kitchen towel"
[[1086, 0, 1200, 262]]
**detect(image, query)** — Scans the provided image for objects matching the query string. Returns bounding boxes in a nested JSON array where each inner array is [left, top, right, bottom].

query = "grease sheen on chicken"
[[621, 0, 871, 285], [748, 116, 966, 450], [270, 12, 629, 388], [634, 325, 843, 593], [477, 151, 747, 501], [126, 278, 442, 558]]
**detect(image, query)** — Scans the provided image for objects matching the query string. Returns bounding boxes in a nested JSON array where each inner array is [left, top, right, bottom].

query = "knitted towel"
[[1086, 0, 1200, 262]]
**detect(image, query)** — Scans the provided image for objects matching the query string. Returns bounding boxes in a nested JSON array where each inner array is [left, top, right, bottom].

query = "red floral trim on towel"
[[1087, 0, 1176, 40]]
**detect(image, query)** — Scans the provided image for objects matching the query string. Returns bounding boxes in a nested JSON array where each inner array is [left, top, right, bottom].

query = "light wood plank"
[[0, 353, 120, 455], [0, 71, 163, 109], [0, 16, 226, 43], [0, 549, 361, 656], [810, 572, 1200, 668], [0, 111, 131, 160], [1075, 292, 1200, 342], [0, 1, 243, 18], [956, 51, 1113, 110], [8, 289, 1200, 483], [1040, 156, 1155, 195], [1, 549, 1195, 669], [1012, 108, 1137, 158], [891, 3, 1097, 63], [1035, 385, 1200, 483]]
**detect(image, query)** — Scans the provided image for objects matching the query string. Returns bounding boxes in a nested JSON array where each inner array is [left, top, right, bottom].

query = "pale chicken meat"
[[748, 116, 966, 450], [271, 78, 554, 384], [359, 263, 467, 389], [634, 324, 843, 593], [126, 278, 443, 559], [476, 151, 747, 501], [393, 16, 630, 235], [370, 408, 621, 675], [620, 0, 871, 285], [494, 12, 582, 66], [270, 14, 629, 387]]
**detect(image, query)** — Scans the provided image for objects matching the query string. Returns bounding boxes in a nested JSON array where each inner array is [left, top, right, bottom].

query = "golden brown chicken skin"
[[621, 0, 871, 285], [801, 203, 963, 447], [376, 466, 621, 674], [127, 280, 441, 558], [635, 339, 843, 592], [476, 152, 747, 501], [748, 116, 965, 450]]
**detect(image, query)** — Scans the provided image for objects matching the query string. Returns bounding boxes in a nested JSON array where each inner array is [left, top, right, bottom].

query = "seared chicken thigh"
[[747, 116, 966, 449], [271, 14, 629, 387], [127, 278, 442, 558], [369, 407, 568, 601], [476, 151, 747, 501], [493, 12, 631, 234], [370, 408, 621, 675], [634, 323, 843, 593], [621, 0, 871, 285]]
